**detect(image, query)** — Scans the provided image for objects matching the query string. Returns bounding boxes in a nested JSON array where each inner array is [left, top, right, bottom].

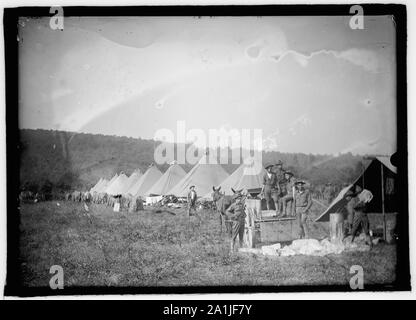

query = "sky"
[[18, 16, 397, 155]]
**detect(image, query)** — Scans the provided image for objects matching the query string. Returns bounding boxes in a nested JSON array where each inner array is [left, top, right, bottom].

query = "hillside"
[[18, 129, 365, 193]]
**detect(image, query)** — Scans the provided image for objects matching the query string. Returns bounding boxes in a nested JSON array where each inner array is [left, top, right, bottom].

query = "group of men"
[[186, 161, 373, 252], [261, 161, 313, 239]]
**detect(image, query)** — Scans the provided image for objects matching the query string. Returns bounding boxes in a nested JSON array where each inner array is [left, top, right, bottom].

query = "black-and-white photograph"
[[3, 4, 409, 296]]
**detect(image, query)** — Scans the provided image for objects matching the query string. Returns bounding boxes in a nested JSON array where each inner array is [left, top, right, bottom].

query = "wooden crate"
[[244, 199, 298, 247], [258, 218, 298, 243]]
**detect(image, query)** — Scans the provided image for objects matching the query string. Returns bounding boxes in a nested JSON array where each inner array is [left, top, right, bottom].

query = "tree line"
[[19, 129, 366, 196]]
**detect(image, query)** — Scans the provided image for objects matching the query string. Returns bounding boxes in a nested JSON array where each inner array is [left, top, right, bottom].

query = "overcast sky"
[[18, 16, 396, 155]]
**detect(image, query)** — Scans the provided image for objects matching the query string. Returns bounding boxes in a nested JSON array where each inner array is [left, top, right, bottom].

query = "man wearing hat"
[[279, 171, 296, 217], [294, 180, 313, 239], [348, 185, 373, 247], [274, 160, 286, 214], [187, 185, 197, 217], [225, 193, 246, 252], [261, 164, 279, 213]]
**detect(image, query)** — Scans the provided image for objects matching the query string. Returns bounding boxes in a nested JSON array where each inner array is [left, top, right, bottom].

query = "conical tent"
[[120, 170, 142, 195], [147, 163, 186, 196], [104, 173, 119, 193], [106, 173, 128, 196], [90, 178, 103, 193], [315, 156, 397, 222], [128, 165, 163, 197], [203, 158, 265, 198], [168, 155, 229, 197], [235, 159, 266, 192], [96, 179, 109, 193]]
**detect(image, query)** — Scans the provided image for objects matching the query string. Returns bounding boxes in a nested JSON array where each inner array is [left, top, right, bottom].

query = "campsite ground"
[[19, 201, 397, 289]]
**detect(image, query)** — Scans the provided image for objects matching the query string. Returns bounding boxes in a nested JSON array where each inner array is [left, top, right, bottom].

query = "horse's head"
[[231, 188, 244, 200], [212, 186, 223, 202]]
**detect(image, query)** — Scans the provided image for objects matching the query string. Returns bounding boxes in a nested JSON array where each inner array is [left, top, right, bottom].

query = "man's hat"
[[189, 185, 195, 189], [284, 171, 293, 176], [265, 164, 274, 170], [326, 182, 332, 186], [275, 160, 283, 166], [295, 180, 305, 185]]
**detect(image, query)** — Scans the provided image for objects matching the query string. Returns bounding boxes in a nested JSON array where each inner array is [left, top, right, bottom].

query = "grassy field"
[[18, 201, 397, 288]]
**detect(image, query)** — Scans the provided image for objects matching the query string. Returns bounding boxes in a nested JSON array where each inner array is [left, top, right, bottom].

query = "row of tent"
[[91, 155, 398, 218], [90, 155, 266, 200]]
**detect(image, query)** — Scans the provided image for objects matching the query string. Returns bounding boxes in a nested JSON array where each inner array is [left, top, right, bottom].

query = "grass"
[[18, 201, 397, 288]]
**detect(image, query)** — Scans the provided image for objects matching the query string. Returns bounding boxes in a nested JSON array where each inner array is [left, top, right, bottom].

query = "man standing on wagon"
[[279, 171, 296, 217], [294, 180, 313, 239], [273, 160, 286, 215], [261, 164, 279, 214]]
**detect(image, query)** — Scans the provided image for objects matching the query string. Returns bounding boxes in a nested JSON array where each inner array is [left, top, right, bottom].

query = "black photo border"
[[3, 4, 409, 297]]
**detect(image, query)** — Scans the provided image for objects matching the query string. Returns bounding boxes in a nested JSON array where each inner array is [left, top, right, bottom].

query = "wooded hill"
[[18, 129, 365, 193]]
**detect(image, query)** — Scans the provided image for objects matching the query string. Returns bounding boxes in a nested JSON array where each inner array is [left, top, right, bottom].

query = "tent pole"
[[381, 162, 386, 241]]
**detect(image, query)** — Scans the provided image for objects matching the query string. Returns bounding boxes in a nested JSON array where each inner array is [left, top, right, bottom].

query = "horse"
[[211, 186, 242, 234]]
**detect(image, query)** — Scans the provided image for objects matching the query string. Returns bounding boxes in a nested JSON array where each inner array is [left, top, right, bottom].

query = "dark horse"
[[212, 186, 242, 234]]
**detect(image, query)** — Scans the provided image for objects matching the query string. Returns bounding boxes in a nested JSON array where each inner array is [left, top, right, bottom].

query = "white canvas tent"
[[128, 165, 163, 197], [90, 178, 103, 193], [168, 154, 229, 197], [203, 158, 265, 198], [105, 173, 119, 192], [120, 170, 142, 195], [106, 173, 129, 196], [147, 162, 186, 196], [95, 178, 109, 193]]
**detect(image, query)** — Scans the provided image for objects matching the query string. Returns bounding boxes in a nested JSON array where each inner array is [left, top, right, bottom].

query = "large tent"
[[203, 158, 265, 198], [147, 162, 186, 196], [120, 170, 142, 195], [106, 173, 129, 196], [90, 178, 103, 193], [168, 154, 229, 197], [105, 173, 119, 191], [315, 156, 397, 222], [234, 158, 266, 193], [128, 165, 163, 197], [97, 179, 109, 193]]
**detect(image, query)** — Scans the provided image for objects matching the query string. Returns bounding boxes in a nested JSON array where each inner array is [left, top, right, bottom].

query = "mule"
[[211, 186, 242, 234]]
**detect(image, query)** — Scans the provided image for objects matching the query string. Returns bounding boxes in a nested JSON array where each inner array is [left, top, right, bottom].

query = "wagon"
[[243, 199, 299, 248]]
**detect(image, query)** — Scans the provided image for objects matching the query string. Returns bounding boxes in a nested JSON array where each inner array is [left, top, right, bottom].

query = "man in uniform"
[[273, 161, 286, 214], [294, 180, 313, 239], [279, 171, 296, 217], [349, 185, 373, 247], [261, 164, 279, 213], [225, 194, 246, 252], [187, 185, 197, 217]]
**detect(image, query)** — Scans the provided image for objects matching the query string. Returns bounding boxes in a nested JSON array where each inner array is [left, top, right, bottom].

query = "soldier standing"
[[261, 164, 279, 213], [279, 171, 296, 217], [294, 180, 313, 239], [274, 160, 286, 215], [349, 185, 373, 247], [187, 185, 197, 217], [225, 194, 246, 252]]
